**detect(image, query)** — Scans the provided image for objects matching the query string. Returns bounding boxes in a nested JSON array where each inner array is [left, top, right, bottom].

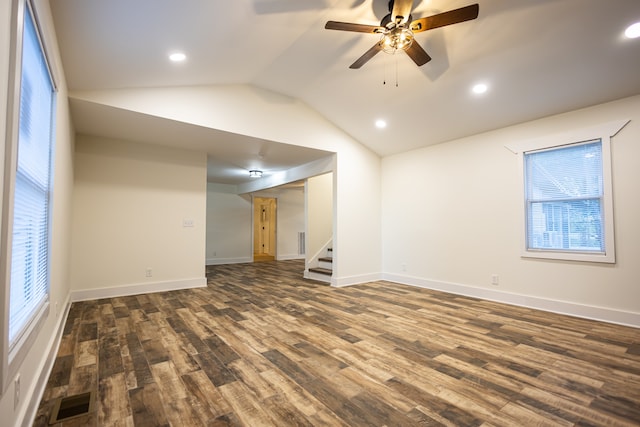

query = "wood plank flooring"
[[34, 260, 640, 426]]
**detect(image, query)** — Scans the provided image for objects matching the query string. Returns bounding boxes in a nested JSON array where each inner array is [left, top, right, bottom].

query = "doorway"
[[253, 197, 277, 262]]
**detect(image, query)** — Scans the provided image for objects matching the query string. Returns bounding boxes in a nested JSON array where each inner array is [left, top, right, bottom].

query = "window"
[[525, 141, 604, 253], [506, 120, 628, 263], [1, 0, 56, 391]]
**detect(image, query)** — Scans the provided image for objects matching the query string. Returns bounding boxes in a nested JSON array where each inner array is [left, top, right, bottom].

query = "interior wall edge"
[[331, 272, 383, 288]]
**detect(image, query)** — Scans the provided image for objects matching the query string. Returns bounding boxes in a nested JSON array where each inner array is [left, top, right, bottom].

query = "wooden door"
[[253, 197, 276, 262]]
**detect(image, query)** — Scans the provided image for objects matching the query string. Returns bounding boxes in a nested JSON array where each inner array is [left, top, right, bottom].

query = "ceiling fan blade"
[[405, 41, 431, 66], [325, 21, 384, 34], [349, 42, 383, 69], [391, 0, 414, 24], [410, 3, 479, 33]]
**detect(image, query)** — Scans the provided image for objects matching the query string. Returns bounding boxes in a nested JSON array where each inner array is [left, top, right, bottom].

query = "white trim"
[[505, 119, 629, 264], [1, 0, 25, 394], [276, 254, 305, 261], [504, 120, 630, 154], [206, 257, 252, 265], [19, 294, 71, 427], [70, 277, 206, 302], [332, 272, 382, 288], [382, 273, 640, 328]]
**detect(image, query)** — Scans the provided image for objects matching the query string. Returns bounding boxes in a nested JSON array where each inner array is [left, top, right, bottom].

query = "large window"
[[524, 141, 604, 253], [506, 120, 627, 263], [1, 0, 56, 391]]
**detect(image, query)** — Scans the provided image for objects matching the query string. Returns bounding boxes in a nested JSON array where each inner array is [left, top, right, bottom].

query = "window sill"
[[522, 250, 615, 264]]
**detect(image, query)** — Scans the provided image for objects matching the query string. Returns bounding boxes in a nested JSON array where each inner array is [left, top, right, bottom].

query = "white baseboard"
[[21, 294, 72, 427], [277, 254, 304, 261], [383, 273, 640, 328], [206, 257, 252, 265], [332, 272, 382, 288], [71, 277, 207, 302]]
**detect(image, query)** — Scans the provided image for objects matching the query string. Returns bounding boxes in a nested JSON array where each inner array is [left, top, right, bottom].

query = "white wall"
[[273, 186, 305, 260], [70, 86, 382, 286], [206, 187, 252, 264], [206, 184, 306, 264], [334, 143, 381, 285], [0, 0, 75, 425], [382, 95, 640, 326], [70, 136, 207, 298], [306, 173, 333, 261]]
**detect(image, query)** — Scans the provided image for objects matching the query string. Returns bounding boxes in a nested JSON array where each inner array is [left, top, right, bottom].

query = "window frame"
[[0, 0, 57, 393], [505, 120, 628, 264]]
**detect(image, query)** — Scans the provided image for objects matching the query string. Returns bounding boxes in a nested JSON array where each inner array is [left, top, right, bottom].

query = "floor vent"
[[298, 231, 306, 255], [49, 391, 95, 424]]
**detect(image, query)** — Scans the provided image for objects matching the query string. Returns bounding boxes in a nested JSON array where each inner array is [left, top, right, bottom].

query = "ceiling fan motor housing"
[[381, 13, 413, 29]]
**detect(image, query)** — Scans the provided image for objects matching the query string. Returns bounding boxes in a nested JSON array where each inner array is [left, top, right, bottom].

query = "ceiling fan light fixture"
[[249, 170, 263, 178], [381, 27, 414, 54]]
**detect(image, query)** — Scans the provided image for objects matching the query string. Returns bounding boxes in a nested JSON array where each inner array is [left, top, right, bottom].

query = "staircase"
[[308, 248, 332, 283]]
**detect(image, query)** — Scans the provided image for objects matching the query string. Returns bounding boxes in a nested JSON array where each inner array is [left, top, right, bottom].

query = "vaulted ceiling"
[[49, 0, 640, 185]]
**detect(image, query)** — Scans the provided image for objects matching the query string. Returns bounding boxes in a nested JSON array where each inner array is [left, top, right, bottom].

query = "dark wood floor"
[[34, 260, 640, 426]]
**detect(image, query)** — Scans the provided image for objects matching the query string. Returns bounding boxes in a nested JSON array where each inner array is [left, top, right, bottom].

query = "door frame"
[[252, 196, 277, 261]]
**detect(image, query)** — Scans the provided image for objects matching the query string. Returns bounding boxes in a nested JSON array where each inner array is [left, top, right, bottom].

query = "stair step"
[[318, 260, 332, 270], [318, 257, 333, 263], [309, 267, 332, 276]]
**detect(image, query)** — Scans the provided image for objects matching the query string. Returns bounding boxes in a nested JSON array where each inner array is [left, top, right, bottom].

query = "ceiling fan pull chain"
[[395, 55, 399, 87], [383, 52, 387, 85]]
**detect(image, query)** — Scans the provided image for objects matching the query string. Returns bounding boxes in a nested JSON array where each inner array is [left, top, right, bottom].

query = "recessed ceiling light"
[[472, 83, 488, 94], [625, 22, 640, 39], [169, 52, 186, 62], [375, 119, 387, 129]]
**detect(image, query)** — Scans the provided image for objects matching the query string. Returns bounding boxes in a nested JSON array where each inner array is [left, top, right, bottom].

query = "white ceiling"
[[49, 0, 640, 185]]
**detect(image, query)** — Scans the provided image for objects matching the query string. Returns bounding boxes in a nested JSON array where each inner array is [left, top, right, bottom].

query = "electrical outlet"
[[14, 374, 20, 409], [145, 268, 152, 278], [491, 274, 499, 285], [401, 263, 407, 272], [55, 301, 59, 317]]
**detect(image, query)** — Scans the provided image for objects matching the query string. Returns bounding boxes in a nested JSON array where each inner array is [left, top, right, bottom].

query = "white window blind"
[[524, 140, 604, 253], [8, 4, 55, 349]]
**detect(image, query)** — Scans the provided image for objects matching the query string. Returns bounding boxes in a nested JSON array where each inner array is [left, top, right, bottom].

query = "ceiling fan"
[[325, 0, 479, 69]]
